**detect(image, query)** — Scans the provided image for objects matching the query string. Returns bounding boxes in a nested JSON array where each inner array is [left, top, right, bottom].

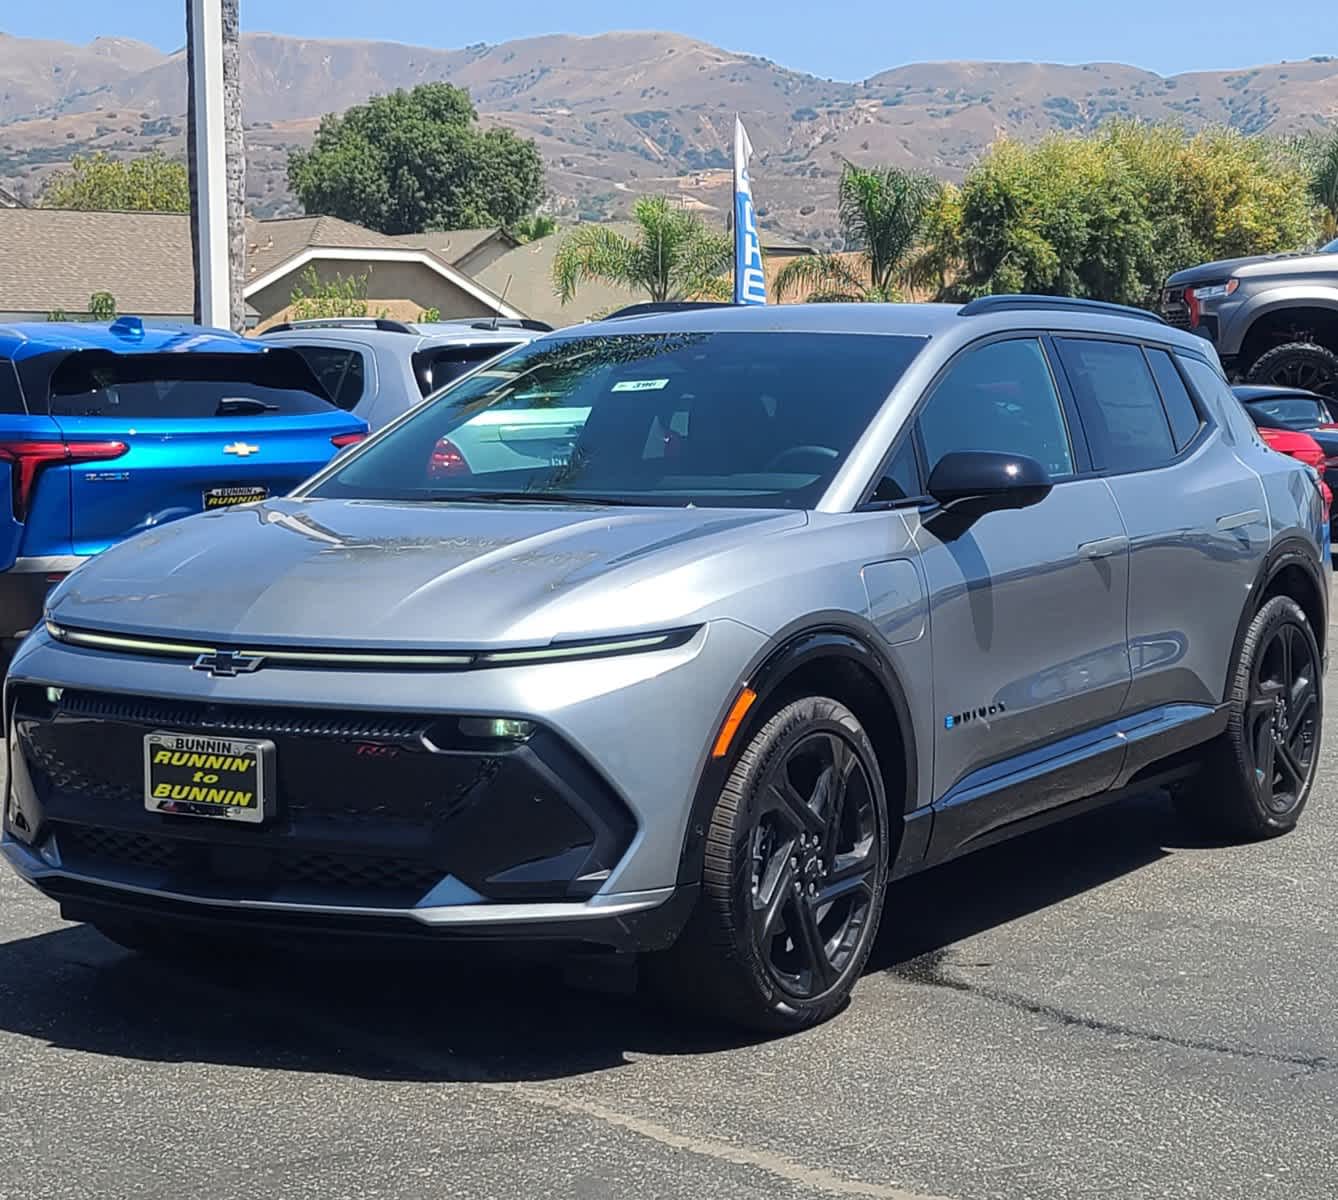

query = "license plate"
[[144, 732, 274, 823], [203, 485, 269, 510]]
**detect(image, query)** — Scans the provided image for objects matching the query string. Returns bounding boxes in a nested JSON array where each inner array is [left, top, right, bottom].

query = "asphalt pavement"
[[3, 638, 1338, 1199]]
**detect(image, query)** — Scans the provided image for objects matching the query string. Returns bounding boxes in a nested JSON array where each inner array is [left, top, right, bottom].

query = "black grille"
[[55, 690, 433, 743], [54, 823, 443, 898]]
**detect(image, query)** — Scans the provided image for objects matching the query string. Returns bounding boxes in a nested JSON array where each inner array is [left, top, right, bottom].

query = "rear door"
[[43, 349, 360, 556], [1051, 336, 1269, 716]]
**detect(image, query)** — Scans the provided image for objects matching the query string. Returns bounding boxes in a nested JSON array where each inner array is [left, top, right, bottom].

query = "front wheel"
[[1177, 596, 1322, 839], [1245, 342, 1338, 400], [657, 696, 890, 1032]]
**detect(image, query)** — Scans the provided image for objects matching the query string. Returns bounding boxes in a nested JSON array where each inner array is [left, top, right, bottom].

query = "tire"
[[656, 696, 890, 1032], [1245, 342, 1338, 400], [1176, 596, 1323, 840]]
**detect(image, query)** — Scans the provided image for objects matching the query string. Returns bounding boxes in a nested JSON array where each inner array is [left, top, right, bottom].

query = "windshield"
[[1249, 395, 1331, 429], [309, 331, 927, 508]]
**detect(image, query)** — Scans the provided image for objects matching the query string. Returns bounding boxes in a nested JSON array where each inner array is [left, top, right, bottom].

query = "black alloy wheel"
[[657, 695, 890, 1032], [1246, 618, 1321, 816], [1247, 342, 1338, 400], [747, 728, 880, 999], [1176, 595, 1323, 840]]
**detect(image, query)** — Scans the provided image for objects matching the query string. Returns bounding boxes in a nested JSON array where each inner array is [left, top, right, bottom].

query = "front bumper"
[[3, 619, 764, 948]]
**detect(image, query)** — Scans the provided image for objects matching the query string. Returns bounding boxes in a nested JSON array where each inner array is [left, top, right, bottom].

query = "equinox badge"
[[193, 650, 265, 677]]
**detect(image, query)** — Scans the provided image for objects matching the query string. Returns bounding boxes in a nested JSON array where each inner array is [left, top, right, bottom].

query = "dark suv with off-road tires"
[[1162, 238, 1338, 397], [4, 295, 1328, 1034]]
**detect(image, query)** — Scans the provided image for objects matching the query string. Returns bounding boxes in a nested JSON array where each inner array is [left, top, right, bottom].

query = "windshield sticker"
[[612, 379, 670, 393]]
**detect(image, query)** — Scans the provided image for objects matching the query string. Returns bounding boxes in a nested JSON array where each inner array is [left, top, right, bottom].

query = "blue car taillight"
[[0, 440, 128, 521]]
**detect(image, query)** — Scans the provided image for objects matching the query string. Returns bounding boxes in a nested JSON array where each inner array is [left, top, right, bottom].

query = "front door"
[[908, 337, 1132, 857]]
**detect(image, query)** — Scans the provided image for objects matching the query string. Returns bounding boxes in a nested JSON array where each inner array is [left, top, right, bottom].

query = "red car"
[[1258, 426, 1333, 522]]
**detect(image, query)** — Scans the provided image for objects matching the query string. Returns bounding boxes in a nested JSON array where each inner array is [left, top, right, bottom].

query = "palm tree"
[[1300, 127, 1338, 241], [773, 163, 941, 303], [553, 196, 731, 305]]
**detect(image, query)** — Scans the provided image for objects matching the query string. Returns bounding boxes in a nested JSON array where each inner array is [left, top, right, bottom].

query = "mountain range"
[[1, 29, 1336, 247]]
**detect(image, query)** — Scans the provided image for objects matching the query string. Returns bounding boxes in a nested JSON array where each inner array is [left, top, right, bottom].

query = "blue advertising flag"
[[733, 117, 767, 306]]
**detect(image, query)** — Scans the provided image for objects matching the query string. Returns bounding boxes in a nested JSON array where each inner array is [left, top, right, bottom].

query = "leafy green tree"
[[553, 196, 731, 305], [41, 152, 188, 212], [943, 122, 1318, 306], [510, 214, 558, 243], [88, 292, 117, 321], [773, 164, 941, 302], [288, 267, 371, 320], [1295, 126, 1338, 240], [288, 83, 545, 235]]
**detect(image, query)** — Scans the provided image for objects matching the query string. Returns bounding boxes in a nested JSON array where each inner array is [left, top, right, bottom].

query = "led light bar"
[[42, 620, 698, 671]]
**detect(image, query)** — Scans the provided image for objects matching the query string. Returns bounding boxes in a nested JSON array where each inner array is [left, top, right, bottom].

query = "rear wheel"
[[1177, 596, 1322, 839], [1245, 342, 1338, 400], [657, 696, 889, 1032]]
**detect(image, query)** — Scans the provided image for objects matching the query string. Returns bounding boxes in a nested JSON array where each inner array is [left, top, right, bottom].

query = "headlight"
[[1189, 280, 1239, 301]]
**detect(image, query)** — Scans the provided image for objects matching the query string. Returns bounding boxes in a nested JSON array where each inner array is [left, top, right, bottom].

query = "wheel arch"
[[1226, 539, 1328, 694], [676, 613, 920, 887], [1237, 298, 1338, 365]]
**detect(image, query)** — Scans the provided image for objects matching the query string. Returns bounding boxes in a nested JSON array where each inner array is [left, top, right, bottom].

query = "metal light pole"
[[187, 0, 230, 328]]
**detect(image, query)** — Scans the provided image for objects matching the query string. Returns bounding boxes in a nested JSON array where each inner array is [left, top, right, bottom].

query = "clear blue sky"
[[7, 0, 1338, 79]]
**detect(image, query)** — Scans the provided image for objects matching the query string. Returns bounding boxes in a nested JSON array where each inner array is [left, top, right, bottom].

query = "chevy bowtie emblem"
[[193, 650, 265, 677], [224, 442, 260, 457]]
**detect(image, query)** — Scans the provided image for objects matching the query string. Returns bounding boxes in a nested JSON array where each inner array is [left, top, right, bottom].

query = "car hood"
[[1165, 248, 1335, 288], [46, 498, 807, 648]]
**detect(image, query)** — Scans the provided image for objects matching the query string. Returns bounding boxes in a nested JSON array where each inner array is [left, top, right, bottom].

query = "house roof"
[[0, 186, 23, 209], [385, 228, 516, 266], [0, 208, 520, 319], [0, 208, 195, 315]]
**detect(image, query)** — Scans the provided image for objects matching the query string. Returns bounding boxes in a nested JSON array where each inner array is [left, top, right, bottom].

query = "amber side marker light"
[[711, 687, 758, 759]]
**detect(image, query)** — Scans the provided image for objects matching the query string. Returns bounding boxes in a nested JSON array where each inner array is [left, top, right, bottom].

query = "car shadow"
[[0, 791, 1184, 1082]]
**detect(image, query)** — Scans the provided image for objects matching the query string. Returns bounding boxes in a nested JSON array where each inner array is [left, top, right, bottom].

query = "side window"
[[1178, 354, 1257, 447], [1055, 338, 1174, 472], [0, 358, 24, 414], [292, 346, 367, 412], [1145, 348, 1203, 451], [917, 338, 1074, 478], [871, 438, 921, 504]]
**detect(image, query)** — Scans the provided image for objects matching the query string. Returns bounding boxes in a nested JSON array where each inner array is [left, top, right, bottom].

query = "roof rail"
[[957, 294, 1167, 326], [602, 301, 737, 321], [436, 318, 554, 333], [261, 318, 418, 335]]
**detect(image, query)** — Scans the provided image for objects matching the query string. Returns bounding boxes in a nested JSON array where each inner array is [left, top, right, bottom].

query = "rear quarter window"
[[413, 343, 520, 397], [0, 358, 25, 414], [288, 346, 368, 412], [43, 350, 336, 418]]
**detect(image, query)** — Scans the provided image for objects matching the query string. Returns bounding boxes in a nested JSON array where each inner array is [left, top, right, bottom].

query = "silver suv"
[[259, 317, 551, 429], [5, 296, 1328, 1033]]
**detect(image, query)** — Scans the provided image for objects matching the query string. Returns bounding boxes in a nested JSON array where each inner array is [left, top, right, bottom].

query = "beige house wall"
[[247, 260, 497, 324]]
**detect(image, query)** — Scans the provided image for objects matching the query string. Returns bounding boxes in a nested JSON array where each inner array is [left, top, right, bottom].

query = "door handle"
[[1216, 510, 1262, 532], [1078, 535, 1129, 559]]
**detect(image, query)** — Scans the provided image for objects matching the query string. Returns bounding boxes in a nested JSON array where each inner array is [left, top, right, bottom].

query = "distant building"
[[0, 207, 816, 327], [0, 209, 521, 326]]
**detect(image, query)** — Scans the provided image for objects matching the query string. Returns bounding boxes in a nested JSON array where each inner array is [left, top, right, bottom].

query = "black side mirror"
[[926, 451, 1053, 515]]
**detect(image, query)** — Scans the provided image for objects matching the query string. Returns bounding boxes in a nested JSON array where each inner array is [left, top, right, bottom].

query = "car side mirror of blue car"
[[926, 451, 1053, 516]]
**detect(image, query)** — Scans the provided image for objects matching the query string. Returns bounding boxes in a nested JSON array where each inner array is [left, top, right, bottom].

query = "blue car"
[[0, 318, 366, 652]]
